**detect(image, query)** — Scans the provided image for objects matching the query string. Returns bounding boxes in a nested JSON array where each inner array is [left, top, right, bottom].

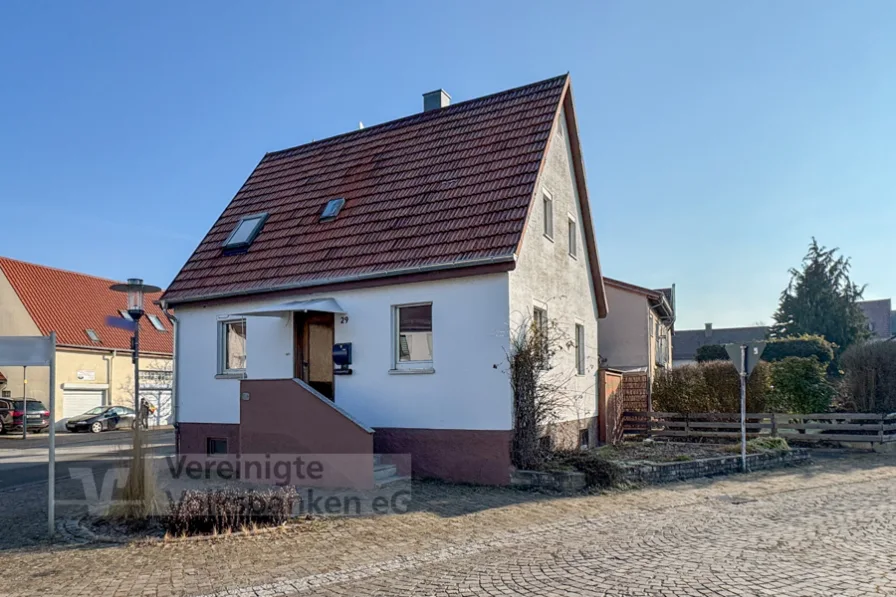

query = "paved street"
[[0, 450, 895, 596]]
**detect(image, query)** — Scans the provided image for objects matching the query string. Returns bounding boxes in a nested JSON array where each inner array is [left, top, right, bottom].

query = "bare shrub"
[[507, 317, 573, 470], [165, 487, 298, 536]]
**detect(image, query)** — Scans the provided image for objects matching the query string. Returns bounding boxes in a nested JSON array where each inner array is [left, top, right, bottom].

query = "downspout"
[[161, 301, 179, 454], [102, 350, 116, 406]]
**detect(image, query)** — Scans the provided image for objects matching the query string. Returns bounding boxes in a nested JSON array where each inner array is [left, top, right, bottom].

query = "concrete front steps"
[[374, 454, 410, 487]]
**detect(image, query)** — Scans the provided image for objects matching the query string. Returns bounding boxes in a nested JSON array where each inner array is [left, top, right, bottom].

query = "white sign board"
[[0, 336, 54, 366], [76, 370, 96, 381]]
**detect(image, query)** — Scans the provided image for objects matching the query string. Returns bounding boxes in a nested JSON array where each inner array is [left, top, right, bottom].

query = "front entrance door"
[[294, 312, 334, 399]]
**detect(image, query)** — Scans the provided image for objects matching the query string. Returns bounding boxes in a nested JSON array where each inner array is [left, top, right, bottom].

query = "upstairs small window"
[[85, 329, 101, 343], [320, 197, 346, 222], [543, 191, 553, 239], [568, 217, 577, 258], [223, 213, 268, 250], [147, 314, 167, 332]]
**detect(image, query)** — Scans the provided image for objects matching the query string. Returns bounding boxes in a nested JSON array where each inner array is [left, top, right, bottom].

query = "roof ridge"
[[264, 74, 569, 161], [0, 255, 162, 292]]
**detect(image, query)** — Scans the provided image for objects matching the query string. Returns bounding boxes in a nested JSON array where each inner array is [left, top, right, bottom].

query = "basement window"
[[222, 213, 268, 250], [320, 197, 346, 222], [207, 437, 228, 455], [147, 314, 167, 332], [85, 329, 101, 343]]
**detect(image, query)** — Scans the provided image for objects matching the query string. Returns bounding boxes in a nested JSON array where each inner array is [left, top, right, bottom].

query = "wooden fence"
[[622, 411, 896, 444]]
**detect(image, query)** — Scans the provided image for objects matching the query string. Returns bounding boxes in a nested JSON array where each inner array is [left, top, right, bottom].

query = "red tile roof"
[[0, 257, 173, 355], [164, 75, 606, 314]]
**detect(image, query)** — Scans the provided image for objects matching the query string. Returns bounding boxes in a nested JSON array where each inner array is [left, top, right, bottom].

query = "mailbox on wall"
[[333, 343, 352, 375]]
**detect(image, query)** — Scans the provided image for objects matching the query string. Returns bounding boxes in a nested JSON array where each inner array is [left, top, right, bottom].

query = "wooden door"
[[294, 312, 334, 399]]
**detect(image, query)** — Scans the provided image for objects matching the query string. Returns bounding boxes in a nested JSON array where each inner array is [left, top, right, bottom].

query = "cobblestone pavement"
[[2, 451, 896, 596]]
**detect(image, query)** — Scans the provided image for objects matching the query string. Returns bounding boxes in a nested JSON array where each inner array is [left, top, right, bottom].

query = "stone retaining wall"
[[622, 449, 810, 485]]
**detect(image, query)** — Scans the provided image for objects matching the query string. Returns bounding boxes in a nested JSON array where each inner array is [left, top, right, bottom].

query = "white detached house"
[[162, 74, 608, 485]]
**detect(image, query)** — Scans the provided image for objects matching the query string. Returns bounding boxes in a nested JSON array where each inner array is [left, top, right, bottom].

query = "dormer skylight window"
[[223, 213, 268, 250], [85, 329, 101, 343], [319, 198, 345, 222]]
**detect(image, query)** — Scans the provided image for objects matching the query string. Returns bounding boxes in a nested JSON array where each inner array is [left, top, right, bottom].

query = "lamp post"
[[110, 278, 161, 426]]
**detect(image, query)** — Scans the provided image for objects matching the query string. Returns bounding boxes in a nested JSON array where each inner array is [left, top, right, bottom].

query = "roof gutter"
[[160, 302, 180, 435], [163, 254, 517, 306]]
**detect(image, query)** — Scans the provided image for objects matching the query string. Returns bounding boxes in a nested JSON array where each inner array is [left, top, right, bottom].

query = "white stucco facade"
[[508, 107, 600, 426], [598, 285, 650, 371], [176, 273, 513, 431]]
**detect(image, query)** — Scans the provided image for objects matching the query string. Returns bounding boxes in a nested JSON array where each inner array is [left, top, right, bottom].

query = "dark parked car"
[[0, 399, 50, 434], [65, 406, 137, 433]]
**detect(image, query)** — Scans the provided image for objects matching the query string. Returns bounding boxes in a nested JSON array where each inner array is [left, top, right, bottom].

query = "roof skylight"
[[320, 198, 345, 222], [119, 310, 133, 321], [85, 329, 101, 343], [223, 213, 268, 250], [147, 314, 167, 332]]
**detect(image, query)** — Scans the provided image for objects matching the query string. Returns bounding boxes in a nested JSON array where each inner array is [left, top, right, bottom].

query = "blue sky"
[[1, 1, 893, 329]]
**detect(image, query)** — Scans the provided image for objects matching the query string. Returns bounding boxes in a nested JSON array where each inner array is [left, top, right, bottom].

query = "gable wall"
[[509, 106, 600, 435]]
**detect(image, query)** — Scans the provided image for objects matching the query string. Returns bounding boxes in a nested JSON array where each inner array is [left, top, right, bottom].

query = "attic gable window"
[[223, 213, 268, 250], [320, 198, 346, 222], [85, 329, 101, 343]]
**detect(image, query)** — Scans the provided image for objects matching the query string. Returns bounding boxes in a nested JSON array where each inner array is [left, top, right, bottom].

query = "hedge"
[[763, 335, 834, 365], [694, 335, 834, 365], [840, 341, 896, 413], [768, 357, 835, 414], [652, 361, 771, 413], [695, 344, 729, 362]]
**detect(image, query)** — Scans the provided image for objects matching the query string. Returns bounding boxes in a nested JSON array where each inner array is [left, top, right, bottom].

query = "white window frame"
[[568, 216, 577, 258], [217, 318, 247, 377], [542, 190, 553, 240], [391, 302, 434, 373], [575, 322, 585, 375]]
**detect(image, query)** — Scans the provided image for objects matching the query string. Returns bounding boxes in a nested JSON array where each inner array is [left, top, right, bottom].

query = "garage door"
[[63, 389, 105, 420]]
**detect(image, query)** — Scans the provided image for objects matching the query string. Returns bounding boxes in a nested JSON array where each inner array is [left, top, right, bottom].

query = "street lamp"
[[110, 278, 161, 424]]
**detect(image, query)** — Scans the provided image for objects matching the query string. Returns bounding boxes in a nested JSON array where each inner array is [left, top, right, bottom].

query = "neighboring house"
[[162, 75, 608, 485], [598, 278, 674, 387], [672, 323, 768, 365], [0, 257, 174, 426], [858, 299, 893, 340]]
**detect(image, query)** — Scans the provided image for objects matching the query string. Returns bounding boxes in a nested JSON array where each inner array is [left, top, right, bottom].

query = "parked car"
[[65, 406, 137, 433], [0, 399, 50, 434]]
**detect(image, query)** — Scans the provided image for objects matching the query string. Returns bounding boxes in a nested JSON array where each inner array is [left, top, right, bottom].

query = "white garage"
[[62, 388, 106, 421]]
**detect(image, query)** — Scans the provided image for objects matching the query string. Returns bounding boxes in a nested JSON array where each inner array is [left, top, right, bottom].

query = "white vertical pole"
[[740, 344, 747, 473], [48, 331, 56, 537]]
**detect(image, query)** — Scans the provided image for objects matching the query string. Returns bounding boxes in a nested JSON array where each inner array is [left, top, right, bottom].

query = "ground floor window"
[[394, 303, 433, 370], [217, 318, 247, 375]]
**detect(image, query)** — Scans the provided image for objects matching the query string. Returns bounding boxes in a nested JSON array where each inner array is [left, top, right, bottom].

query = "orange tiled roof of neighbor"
[[0, 256, 173, 354], [163, 75, 586, 304]]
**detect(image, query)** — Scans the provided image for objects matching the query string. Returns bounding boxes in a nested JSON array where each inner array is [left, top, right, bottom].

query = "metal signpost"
[[0, 334, 56, 536], [724, 341, 766, 472]]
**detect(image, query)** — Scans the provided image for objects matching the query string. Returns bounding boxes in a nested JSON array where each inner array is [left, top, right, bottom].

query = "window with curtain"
[[218, 319, 247, 375], [394, 303, 433, 369]]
